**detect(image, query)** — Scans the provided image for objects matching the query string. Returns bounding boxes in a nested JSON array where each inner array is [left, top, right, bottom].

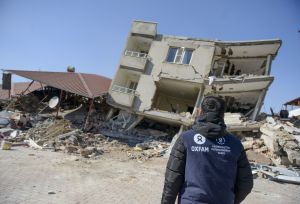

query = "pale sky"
[[0, 0, 299, 112]]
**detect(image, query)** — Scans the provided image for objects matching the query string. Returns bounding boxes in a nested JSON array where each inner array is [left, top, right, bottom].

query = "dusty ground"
[[0, 147, 300, 204]]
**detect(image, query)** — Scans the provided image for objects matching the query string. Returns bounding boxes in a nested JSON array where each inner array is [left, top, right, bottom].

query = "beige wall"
[[109, 25, 216, 114], [149, 37, 215, 82], [109, 35, 215, 113], [113, 69, 140, 87], [134, 75, 156, 111]]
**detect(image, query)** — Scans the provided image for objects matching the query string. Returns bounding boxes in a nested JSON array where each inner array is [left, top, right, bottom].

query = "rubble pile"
[[84, 111, 110, 132], [27, 118, 72, 143], [1, 93, 298, 165], [251, 163, 300, 184], [1, 113, 170, 160], [260, 117, 300, 166], [128, 140, 170, 161], [64, 102, 110, 132], [241, 117, 300, 167], [22, 118, 124, 158], [225, 112, 261, 132]]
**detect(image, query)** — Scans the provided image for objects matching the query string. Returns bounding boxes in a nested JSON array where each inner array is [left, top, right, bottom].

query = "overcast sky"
[[0, 0, 299, 113]]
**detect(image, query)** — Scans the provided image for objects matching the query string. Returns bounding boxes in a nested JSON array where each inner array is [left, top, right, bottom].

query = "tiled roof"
[[6, 70, 112, 99]]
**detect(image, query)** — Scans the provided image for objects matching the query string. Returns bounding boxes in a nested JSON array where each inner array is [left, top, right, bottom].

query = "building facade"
[[107, 20, 281, 130]]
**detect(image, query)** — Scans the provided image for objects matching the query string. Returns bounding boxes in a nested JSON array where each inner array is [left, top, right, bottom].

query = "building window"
[[129, 81, 138, 90], [166, 47, 193, 64]]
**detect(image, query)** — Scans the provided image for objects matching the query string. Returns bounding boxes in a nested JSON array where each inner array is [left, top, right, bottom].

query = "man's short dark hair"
[[201, 96, 225, 116]]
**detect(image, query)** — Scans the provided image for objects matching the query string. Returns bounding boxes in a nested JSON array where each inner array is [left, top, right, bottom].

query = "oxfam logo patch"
[[216, 137, 226, 145], [193, 134, 206, 145]]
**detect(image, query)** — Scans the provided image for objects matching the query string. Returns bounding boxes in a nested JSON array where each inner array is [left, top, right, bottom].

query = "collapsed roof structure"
[[5, 70, 112, 99], [0, 82, 43, 100]]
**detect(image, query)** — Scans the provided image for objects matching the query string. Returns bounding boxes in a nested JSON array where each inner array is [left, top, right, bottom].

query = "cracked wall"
[[149, 37, 215, 82]]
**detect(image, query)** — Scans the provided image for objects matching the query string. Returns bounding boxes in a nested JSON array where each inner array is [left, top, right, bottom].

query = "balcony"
[[120, 50, 148, 72], [109, 85, 136, 107], [131, 21, 157, 38]]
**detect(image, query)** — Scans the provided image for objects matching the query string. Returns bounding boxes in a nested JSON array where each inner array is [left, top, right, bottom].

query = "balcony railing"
[[111, 84, 136, 95], [110, 85, 137, 107], [124, 50, 148, 58]]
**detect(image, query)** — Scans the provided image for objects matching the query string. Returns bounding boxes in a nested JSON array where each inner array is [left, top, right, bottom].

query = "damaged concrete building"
[[107, 20, 281, 133]]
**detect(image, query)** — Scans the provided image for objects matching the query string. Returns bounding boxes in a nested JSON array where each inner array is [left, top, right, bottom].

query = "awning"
[[6, 70, 112, 99]]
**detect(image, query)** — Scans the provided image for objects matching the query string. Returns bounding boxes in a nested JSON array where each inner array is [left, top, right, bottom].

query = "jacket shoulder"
[[226, 133, 244, 149], [181, 129, 197, 137]]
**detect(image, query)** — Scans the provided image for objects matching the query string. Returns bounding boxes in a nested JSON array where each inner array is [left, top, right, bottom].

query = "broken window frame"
[[166, 47, 193, 65]]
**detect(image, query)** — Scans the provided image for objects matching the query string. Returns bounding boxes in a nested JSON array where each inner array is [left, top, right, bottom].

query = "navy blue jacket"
[[180, 129, 242, 204], [162, 125, 253, 204]]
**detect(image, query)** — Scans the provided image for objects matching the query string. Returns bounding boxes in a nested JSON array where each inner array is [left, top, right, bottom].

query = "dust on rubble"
[[1, 114, 170, 161]]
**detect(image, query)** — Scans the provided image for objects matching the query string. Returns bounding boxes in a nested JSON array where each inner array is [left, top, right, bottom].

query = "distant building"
[[284, 97, 300, 118], [107, 20, 281, 130]]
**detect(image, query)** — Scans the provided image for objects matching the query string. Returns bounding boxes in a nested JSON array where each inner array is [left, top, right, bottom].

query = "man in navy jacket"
[[161, 96, 253, 204]]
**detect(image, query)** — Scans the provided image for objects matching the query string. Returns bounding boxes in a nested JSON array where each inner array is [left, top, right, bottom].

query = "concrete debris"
[[2, 104, 299, 165], [128, 140, 170, 161], [225, 112, 261, 132], [252, 163, 300, 185], [0, 111, 169, 160], [0, 118, 10, 128], [26, 138, 43, 150], [225, 113, 244, 125], [260, 117, 300, 166], [0, 83, 297, 166], [242, 117, 300, 167]]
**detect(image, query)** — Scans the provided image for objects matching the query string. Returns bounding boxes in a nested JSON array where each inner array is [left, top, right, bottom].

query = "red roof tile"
[[6, 70, 112, 99]]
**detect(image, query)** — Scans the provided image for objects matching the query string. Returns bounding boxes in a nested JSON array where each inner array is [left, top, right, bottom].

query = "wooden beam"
[[20, 80, 35, 96], [84, 99, 95, 131], [56, 90, 64, 118]]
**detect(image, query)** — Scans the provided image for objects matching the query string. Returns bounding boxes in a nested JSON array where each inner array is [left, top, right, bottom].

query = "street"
[[0, 147, 299, 204]]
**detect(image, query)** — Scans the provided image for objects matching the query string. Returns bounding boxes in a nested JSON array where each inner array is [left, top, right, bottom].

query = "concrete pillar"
[[251, 89, 267, 120], [126, 115, 144, 131], [251, 55, 272, 120], [192, 85, 205, 118], [265, 55, 272, 75]]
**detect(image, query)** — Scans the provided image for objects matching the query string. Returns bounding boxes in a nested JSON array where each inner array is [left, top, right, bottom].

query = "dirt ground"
[[0, 147, 299, 204]]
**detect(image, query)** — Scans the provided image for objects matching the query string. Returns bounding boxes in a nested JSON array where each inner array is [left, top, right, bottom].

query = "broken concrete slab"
[[261, 134, 280, 153], [242, 140, 254, 150], [58, 130, 80, 140], [26, 138, 43, 150]]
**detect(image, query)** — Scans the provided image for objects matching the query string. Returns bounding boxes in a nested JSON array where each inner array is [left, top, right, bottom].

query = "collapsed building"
[[1, 70, 111, 127], [107, 20, 282, 134], [2, 21, 300, 167]]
